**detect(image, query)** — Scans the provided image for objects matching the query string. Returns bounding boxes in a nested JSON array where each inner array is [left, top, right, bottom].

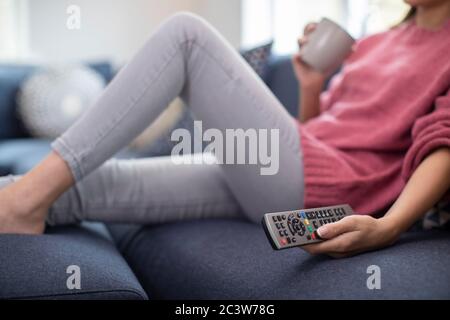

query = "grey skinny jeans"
[[2, 13, 304, 225]]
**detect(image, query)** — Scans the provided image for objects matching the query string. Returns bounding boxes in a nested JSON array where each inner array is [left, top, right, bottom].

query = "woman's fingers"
[[304, 22, 318, 35], [317, 215, 360, 239], [298, 22, 318, 50], [302, 231, 360, 255], [298, 36, 309, 47], [301, 216, 363, 255]]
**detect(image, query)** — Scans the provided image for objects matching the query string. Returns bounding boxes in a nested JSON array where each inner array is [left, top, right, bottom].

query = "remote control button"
[[311, 232, 317, 240], [288, 218, 306, 237], [304, 219, 310, 225], [280, 222, 286, 229], [313, 231, 322, 240], [280, 238, 288, 246], [313, 221, 319, 229], [332, 218, 336, 222], [282, 215, 286, 220], [319, 220, 323, 225], [307, 212, 315, 219], [279, 231, 284, 237], [272, 216, 277, 222], [292, 237, 297, 243], [275, 223, 281, 229], [286, 237, 291, 244], [307, 225, 313, 233], [307, 235, 311, 240]]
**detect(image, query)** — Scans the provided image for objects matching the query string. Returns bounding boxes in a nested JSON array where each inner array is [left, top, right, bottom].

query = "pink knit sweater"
[[299, 19, 450, 215]]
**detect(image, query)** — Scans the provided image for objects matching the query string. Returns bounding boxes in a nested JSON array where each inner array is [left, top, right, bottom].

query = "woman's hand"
[[302, 215, 400, 258], [292, 23, 327, 91]]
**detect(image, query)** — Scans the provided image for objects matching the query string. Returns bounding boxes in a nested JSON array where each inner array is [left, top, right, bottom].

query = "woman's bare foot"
[[0, 182, 48, 234], [0, 152, 75, 235]]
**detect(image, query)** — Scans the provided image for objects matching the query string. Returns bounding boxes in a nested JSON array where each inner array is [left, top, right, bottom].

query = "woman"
[[0, 0, 449, 258]]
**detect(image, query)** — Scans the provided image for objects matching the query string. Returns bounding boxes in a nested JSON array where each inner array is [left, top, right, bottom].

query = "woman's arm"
[[296, 69, 323, 122], [302, 147, 450, 258], [383, 147, 450, 234], [292, 23, 327, 123]]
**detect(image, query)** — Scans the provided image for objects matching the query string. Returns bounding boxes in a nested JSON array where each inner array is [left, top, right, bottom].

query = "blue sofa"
[[0, 57, 449, 300]]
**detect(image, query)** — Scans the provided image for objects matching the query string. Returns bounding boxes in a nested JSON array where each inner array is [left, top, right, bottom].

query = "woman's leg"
[[0, 12, 304, 232], [47, 154, 241, 225]]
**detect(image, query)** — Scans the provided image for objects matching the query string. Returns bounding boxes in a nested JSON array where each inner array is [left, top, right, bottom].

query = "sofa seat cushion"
[[0, 225, 148, 300], [118, 219, 450, 299]]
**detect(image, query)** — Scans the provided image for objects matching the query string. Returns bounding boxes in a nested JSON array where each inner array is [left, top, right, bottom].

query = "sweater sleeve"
[[320, 73, 343, 113], [401, 89, 450, 182]]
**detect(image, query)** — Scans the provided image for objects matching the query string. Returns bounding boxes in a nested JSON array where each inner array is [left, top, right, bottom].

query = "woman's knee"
[[164, 11, 212, 40]]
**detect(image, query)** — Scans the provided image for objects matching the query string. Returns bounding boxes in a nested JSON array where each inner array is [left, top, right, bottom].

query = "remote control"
[[261, 204, 354, 250]]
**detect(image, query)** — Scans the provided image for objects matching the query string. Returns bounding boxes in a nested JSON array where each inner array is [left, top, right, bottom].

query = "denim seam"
[[51, 138, 84, 181], [51, 199, 238, 210], [49, 202, 239, 225]]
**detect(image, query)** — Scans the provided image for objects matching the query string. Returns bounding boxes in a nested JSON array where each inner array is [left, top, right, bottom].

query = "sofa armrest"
[[0, 225, 148, 300]]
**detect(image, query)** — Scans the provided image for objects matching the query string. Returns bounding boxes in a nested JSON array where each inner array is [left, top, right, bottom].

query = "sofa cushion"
[[240, 41, 273, 80], [0, 225, 148, 300], [265, 55, 299, 117], [0, 65, 36, 139], [0, 62, 113, 140], [0, 139, 52, 175], [18, 65, 106, 139], [118, 219, 450, 299]]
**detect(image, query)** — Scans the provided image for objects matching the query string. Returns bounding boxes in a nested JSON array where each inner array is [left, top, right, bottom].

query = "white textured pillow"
[[18, 65, 105, 138]]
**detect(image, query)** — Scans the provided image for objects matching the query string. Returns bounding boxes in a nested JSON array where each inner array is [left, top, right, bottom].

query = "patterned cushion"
[[422, 200, 450, 230], [17, 65, 105, 138], [240, 41, 273, 79]]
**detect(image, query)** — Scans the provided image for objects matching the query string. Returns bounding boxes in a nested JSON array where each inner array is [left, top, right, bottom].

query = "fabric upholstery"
[[117, 219, 450, 299], [0, 225, 147, 300]]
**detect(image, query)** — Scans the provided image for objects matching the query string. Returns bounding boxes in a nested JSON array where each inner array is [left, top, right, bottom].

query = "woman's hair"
[[393, 6, 416, 28], [402, 6, 417, 23]]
